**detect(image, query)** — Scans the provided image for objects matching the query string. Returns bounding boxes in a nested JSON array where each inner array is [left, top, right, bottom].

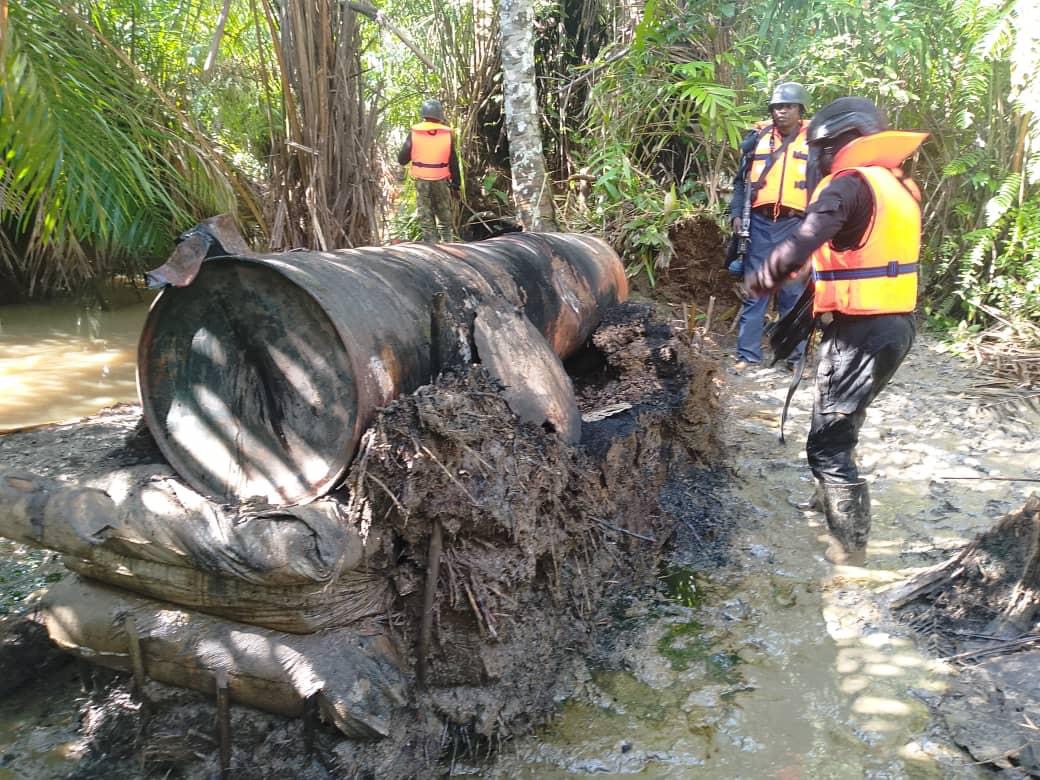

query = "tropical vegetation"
[[1, 0, 1037, 349]]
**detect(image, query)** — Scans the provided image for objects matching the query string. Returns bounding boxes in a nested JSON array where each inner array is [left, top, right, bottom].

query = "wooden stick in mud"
[[216, 669, 231, 777], [303, 693, 318, 756], [704, 295, 716, 334], [417, 518, 444, 688], [124, 615, 146, 691]]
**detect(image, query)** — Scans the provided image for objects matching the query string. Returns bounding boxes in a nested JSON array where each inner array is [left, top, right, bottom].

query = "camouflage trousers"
[[415, 178, 456, 242]]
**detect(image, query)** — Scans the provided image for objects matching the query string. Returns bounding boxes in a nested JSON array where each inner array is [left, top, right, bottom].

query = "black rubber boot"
[[822, 481, 870, 565]]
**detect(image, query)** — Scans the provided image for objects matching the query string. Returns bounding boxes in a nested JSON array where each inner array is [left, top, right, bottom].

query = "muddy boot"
[[822, 481, 870, 566], [789, 480, 824, 512]]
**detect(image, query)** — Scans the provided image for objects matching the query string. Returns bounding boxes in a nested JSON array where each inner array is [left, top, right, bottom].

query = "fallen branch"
[[589, 516, 656, 543], [886, 553, 969, 609], [941, 634, 1040, 663]]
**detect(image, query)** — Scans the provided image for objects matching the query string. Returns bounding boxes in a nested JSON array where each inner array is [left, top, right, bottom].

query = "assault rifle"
[[725, 132, 759, 275]]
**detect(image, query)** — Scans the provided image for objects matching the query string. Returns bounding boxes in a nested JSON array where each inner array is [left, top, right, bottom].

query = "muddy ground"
[[1, 215, 1039, 777], [0, 296, 727, 778], [473, 217, 1040, 776]]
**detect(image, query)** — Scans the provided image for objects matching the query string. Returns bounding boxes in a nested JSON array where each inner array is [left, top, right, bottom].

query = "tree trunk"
[[988, 496, 1040, 638], [499, 0, 558, 231], [203, 0, 233, 74]]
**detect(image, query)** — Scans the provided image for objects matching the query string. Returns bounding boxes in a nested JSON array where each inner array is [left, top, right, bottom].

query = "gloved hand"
[[743, 263, 772, 298]]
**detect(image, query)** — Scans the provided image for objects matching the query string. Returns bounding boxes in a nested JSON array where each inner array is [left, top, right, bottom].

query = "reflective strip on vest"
[[810, 166, 921, 316], [409, 122, 452, 181], [748, 122, 810, 213]]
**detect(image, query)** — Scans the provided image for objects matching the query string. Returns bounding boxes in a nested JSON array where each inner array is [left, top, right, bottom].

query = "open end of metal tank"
[[137, 261, 357, 504]]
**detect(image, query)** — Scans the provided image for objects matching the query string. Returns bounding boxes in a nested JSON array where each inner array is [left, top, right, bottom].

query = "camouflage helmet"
[[420, 99, 446, 122], [768, 82, 809, 111]]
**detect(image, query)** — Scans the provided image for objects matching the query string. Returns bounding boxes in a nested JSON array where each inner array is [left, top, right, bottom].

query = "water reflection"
[[0, 293, 153, 431]]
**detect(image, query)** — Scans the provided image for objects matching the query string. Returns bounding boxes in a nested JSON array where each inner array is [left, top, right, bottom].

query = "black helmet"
[[420, 99, 445, 122], [807, 97, 888, 144], [805, 97, 889, 191], [768, 82, 809, 111]]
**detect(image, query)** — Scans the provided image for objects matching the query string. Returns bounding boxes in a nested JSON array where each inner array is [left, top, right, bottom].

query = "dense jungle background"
[[1, 0, 1038, 357]]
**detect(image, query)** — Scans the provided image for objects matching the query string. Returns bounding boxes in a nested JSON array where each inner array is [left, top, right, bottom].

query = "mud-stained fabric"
[[416, 179, 455, 242], [806, 312, 915, 483]]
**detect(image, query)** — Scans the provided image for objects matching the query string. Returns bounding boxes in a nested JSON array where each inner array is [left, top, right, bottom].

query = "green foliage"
[[1, 0, 1037, 343], [561, 0, 1039, 332], [673, 61, 752, 147], [571, 142, 696, 286], [1, 0, 240, 297], [564, 6, 754, 284]]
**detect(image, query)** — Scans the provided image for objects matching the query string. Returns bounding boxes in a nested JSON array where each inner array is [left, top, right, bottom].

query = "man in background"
[[730, 82, 811, 369], [398, 99, 461, 242]]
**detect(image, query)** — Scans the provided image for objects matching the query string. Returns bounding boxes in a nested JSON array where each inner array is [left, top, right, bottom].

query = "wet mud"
[[477, 322, 1039, 777]]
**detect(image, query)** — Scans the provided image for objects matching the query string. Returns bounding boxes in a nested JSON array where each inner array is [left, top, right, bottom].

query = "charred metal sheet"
[[138, 233, 627, 505], [473, 299, 581, 444]]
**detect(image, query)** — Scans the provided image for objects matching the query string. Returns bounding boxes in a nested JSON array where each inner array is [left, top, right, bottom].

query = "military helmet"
[[805, 97, 890, 191], [768, 82, 809, 111], [420, 99, 445, 122], [807, 97, 888, 144]]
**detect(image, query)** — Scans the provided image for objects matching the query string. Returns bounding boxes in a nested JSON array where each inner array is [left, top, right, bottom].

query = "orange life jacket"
[[409, 121, 452, 181], [748, 121, 809, 214], [810, 131, 929, 316]]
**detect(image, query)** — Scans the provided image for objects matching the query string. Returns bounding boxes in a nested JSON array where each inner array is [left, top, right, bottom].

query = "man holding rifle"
[[729, 82, 812, 370], [743, 97, 927, 565]]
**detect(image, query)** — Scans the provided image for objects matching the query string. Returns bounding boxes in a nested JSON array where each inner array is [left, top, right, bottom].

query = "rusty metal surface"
[[138, 233, 627, 504]]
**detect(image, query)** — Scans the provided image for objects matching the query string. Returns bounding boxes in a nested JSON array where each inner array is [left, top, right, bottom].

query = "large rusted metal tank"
[[138, 233, 627, 505]]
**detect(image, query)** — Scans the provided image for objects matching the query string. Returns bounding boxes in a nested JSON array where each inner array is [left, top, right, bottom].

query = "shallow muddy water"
[[472, 338, 1038, 778], [0, 293, 153, 432]]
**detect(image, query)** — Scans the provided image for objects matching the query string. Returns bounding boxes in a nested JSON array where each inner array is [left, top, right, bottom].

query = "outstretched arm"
[[745, 174, 871, 294]]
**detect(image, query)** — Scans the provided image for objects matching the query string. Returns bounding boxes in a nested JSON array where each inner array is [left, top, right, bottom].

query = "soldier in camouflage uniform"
[[398, 99, 460, 242]]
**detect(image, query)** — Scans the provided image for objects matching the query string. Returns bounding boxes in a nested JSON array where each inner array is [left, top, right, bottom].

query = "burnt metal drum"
[[137, 233, 627, 505]]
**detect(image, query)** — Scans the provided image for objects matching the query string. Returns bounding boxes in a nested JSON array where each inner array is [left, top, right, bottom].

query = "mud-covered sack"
[[0, 467, 382, 585], [63, 549, 389, 634], [42, 575, 405, 739]]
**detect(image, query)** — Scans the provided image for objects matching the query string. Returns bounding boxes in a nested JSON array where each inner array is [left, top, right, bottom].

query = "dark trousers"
[[806, 312, 916, 484], [736, 211, 807, 362]]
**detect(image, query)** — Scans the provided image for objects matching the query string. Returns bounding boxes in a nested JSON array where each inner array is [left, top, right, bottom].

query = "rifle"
[[725, 131, 760, 274]]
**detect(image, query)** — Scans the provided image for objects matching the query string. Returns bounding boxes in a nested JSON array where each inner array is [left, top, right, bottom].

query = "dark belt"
[[753, 205, 803, 220]]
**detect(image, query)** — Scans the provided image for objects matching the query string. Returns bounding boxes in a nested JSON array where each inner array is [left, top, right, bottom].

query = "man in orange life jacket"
[[398, 99, 461, 242], [744, 97, 927, 565], [730, 82, 811, 369]]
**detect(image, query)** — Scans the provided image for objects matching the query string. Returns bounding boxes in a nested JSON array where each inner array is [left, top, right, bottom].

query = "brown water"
[[0, 294, 153, 432]]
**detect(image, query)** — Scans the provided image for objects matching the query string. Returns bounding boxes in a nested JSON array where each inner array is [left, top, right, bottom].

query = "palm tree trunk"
[[499, 0, 558, 231]]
